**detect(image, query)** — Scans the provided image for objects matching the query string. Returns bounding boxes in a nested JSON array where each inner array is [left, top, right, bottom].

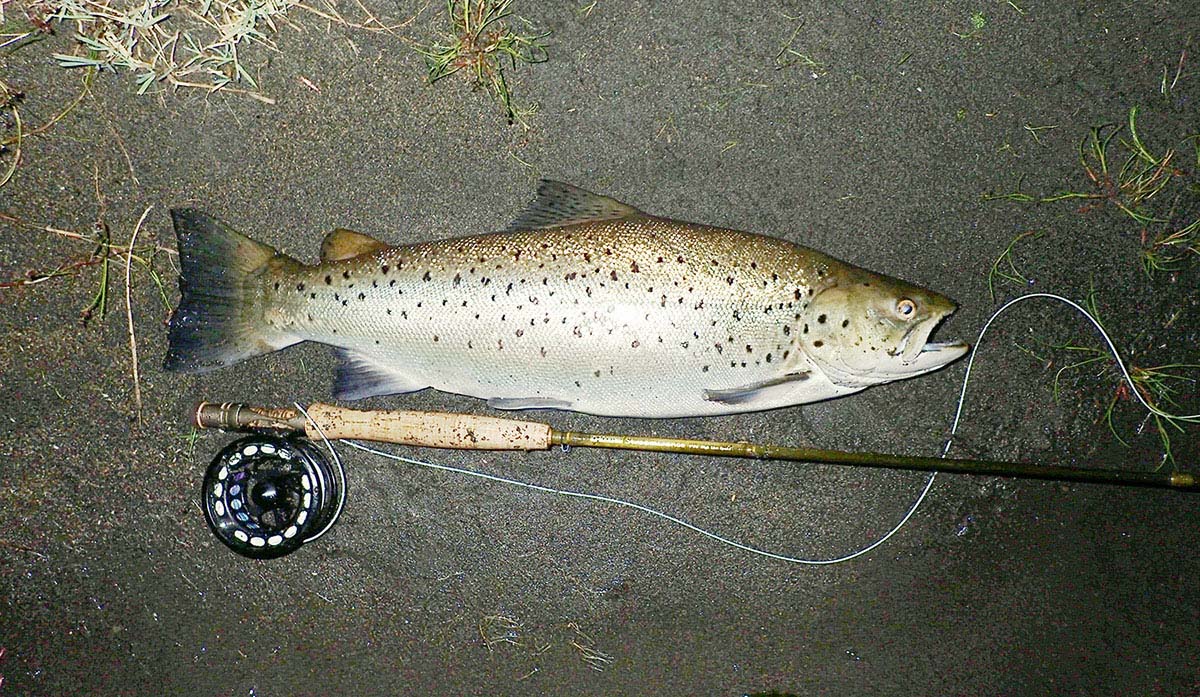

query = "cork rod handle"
[[192, 401, 553, 451]]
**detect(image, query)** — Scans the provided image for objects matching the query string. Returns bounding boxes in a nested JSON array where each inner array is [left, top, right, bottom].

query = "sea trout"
[[165, 181, 968, 417]]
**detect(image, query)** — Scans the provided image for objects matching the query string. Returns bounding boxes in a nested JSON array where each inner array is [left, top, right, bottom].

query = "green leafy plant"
[[1014, 288, 1198, 468], [416, 0, 549, 129], [984, 106, 1200, 277]]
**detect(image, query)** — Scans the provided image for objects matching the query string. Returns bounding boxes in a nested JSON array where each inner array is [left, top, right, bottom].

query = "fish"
[[165, 181, 968, 418]]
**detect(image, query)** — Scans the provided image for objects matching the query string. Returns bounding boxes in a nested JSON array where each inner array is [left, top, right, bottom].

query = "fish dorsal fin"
[[320, 228, 388, 262], [504, 180, 643, 232]]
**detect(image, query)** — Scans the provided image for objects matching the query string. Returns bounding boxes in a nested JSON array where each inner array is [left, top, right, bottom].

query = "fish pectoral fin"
[[703, 371, 811, 405], [487, 396, 574, 411], [332, 349, 426, 400], [320, 228, 389, 262], [504, 180, 643, 232]]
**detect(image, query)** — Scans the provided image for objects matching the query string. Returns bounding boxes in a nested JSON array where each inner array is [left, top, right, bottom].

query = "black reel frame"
[[202, 435, 345, 559]]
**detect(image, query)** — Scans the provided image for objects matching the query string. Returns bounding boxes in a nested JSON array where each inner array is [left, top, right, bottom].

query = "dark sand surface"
[[2, 2, 1198, 694]]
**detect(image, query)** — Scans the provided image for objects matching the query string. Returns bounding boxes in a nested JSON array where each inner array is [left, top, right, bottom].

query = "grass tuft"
[[984, 106, 1200, 277], [1013, 287, 1198, 468], [415, 0, 549, 129], [36, 0, 301, 101]]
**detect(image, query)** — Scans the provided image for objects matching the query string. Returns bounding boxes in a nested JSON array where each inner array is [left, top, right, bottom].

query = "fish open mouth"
[[897, 311, 969, 369]]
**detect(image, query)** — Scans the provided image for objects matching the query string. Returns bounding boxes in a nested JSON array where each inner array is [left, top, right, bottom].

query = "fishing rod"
[[192, 401, 1197, 560]]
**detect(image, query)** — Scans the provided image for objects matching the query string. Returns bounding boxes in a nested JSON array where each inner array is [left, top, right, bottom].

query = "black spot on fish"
[[726, 276, 735, 285], [389, 279, 396, 287], [783, 325, 791, 335], [342, 271, 350, 280], [783, 350, 790, 360], [516, 329, 524, 337], [372, 280, 378, 288], [334, 293, 340, 301], [610, 270, 618, 281], [818, 314, 827, 324], [324, 275, 332, 285], [631, 340, 640, 348], [296, 283, 305, 291], [358, 292, 366, 300], [803, 324, 809, 333], [594, 369, 601, 377], [766, 353, 772, 363], [341, 300, 348, 307], [842, 319, 850, 328], [656, 256, 664, 263], [386, 308, 392, 315], [715, 343, 724, 354], [745, 345, 753, 353], [813, 340, 824, 348], [422, 271, 431, 281], [310, 293, 317, 300], [453, 273, 461, 286], [382, 264, 389, 274], [702, 365, 709, 372], [750, 261, 757, 269], [541, 347, 548, 358], [630, 261, 640, 273], [417, 301, 423, 308]]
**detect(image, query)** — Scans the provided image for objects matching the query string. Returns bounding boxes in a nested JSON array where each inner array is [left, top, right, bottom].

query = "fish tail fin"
[[165, 209, 301, 373]]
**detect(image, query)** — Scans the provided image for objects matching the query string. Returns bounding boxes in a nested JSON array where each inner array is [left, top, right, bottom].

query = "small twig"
[[125, 205, 154, 425]]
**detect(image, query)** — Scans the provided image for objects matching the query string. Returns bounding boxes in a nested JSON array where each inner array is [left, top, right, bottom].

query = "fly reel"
[[201, 435, 344, 559]]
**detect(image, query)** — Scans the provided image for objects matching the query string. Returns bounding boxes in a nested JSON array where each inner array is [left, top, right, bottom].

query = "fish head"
[[798, 269, 969, 389]]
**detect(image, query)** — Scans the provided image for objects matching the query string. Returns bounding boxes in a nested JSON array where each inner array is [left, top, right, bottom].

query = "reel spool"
[[201, 435, 344, 559]]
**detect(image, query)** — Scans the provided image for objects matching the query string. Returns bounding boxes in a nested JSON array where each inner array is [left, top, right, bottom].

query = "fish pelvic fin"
[[164, 209, 302, 373], [504, 180, 643, 232]]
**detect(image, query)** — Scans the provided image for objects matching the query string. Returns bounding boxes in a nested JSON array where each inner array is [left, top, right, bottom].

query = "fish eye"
[[896, 298, 917, 318]]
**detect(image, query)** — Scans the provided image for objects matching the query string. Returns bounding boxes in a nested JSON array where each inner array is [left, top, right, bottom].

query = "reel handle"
[[194, 401, 553, 451]]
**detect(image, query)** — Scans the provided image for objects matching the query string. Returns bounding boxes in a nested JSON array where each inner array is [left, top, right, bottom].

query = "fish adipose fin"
[[165, 209, 301, 373], [703, 372, 811, 406], [504, 180, 643, 232], [332, 349, 426, 401], [320, 228, 389, 262], [487, 396, 574, 411]]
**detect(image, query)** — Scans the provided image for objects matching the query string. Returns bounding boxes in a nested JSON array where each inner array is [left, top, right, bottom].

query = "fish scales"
[[268, 219, 828, 416], [166, 181, 968, 417]]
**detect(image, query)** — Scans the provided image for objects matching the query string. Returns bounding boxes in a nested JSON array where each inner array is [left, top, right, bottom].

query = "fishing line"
[[295, 292, 1191, 565]]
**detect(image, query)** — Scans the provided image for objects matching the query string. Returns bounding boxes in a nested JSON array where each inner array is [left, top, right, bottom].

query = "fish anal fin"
[[320, 228, 389, 262], [487, 396, 573, 411], [703, 371, 811, 406], [504, 180, 642, 232], [332, 349, 425, 400]]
